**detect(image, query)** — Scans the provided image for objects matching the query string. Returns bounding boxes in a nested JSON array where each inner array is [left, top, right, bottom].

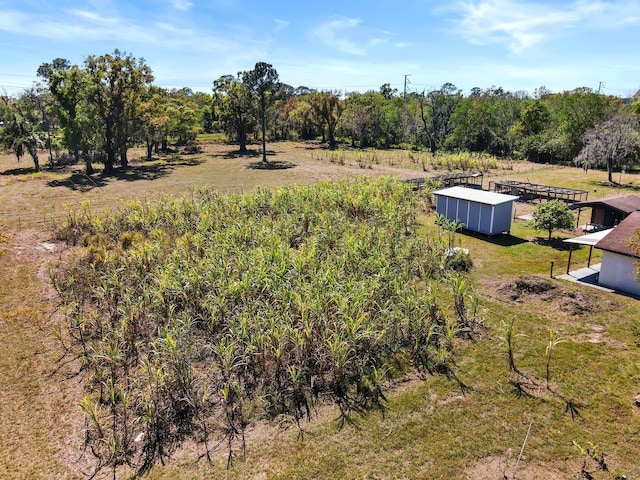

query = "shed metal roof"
[[434, 186, 519, 206]]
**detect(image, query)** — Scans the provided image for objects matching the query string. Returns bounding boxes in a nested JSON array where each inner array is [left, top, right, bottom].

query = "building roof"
[[569, 194, 640, 213], [594, 211, 640, 258], [563, 228, 614, 246], [433, 186, 519, 206]]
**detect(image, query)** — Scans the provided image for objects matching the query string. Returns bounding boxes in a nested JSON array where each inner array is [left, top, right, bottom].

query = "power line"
[[403, 74, 412, 99]]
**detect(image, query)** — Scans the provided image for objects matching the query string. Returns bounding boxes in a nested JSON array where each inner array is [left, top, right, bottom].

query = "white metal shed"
[[434, 186, 519, 236]]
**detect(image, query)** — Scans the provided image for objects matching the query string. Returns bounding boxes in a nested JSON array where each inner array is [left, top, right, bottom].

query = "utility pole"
[[404, 74, 411, 99], [597, 81, 605, 94]]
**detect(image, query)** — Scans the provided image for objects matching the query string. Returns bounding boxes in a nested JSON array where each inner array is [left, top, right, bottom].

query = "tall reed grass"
[[52, 176, 477, 478]]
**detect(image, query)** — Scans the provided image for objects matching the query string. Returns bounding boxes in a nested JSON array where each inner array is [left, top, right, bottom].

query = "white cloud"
[[451, 0, 579, 53], [171, 0, 194, 10], [0, 8, 156, 42], [447, 0, 640, 54], [68, 9, 118, 26], [312, 17, 366, 55], [274, 19, 289, 30], [0, 11, 28, 35], [311, 17, 395, 56], [0, 7, 259, 56]]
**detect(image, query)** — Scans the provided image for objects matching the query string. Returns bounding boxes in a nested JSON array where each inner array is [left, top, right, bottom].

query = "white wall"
[[598, 251, 640, 297]]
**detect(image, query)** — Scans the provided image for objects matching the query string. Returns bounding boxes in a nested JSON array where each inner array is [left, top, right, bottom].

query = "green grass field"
[[1, 141, 639, 479]]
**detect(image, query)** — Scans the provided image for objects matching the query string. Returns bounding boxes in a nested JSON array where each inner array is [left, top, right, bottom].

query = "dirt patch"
[[505, 275, 556, 297], [557, 290, 596, 316], [497, 275, 596, 316], [436, 393, 466, 405], [572, 323, 626, 347]]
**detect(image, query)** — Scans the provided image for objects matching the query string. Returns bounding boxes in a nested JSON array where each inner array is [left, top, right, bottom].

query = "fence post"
[[550, 261, 554, 279]]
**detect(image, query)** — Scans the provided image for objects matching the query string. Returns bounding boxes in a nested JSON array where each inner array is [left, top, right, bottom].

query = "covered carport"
[[563, 228, 614, 274]]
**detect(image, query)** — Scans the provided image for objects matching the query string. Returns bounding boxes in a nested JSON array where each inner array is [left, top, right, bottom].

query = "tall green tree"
[[139, 86, 170, 160], [40, 60, 95, 173], [84, 49, 154, 173], [510, 99, 551, 162], [284, 94, 321, 140], [342, 92, 375, 148], [268, 86, 293, 141], [544, 88, 618, 162], [212, 74, 256, 153], [0, 92, 45, 172], [166, 89, 200, 146], [341, 90, 401, 149], [242, 62, 280, 162], [447, 87, 520, 156], [309, 91, 343, 150], [420, 83, 462, 154]]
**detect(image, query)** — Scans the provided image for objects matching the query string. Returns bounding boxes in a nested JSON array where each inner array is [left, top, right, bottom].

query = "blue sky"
[[1, 0, 640, 97]]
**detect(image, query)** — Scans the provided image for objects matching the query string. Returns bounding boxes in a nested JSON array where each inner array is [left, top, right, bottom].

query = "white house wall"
[[598, 251, 640, 297]]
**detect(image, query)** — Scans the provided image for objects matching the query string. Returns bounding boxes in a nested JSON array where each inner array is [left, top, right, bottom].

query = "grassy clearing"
[[0, 141, 639, 479]]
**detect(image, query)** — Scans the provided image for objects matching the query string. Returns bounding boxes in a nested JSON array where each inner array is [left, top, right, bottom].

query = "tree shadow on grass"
[[47, 157, 204, 191], [532, 236, 574, 251], [47, 172, 108, 191], [222, 149, 262, 160], [246, 160, 296, 170], [459, 230, 529, 247], [1, 166, 39, 176], [151, 156, 204, 168]]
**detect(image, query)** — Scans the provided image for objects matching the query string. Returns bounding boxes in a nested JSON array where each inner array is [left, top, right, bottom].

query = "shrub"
[[445, 248, 473, 272], [528, 199, 575, 240]]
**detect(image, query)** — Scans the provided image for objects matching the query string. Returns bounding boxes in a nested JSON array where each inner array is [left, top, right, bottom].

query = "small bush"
[[119, 231, 144, 249], [445, 250, 473, 272]]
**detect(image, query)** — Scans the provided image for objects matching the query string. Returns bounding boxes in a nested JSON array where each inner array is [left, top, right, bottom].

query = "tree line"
[[1, 50, 639, 180]]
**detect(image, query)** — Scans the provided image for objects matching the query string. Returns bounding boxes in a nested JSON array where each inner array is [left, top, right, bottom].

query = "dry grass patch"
[[0, 229, 84, 479]]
